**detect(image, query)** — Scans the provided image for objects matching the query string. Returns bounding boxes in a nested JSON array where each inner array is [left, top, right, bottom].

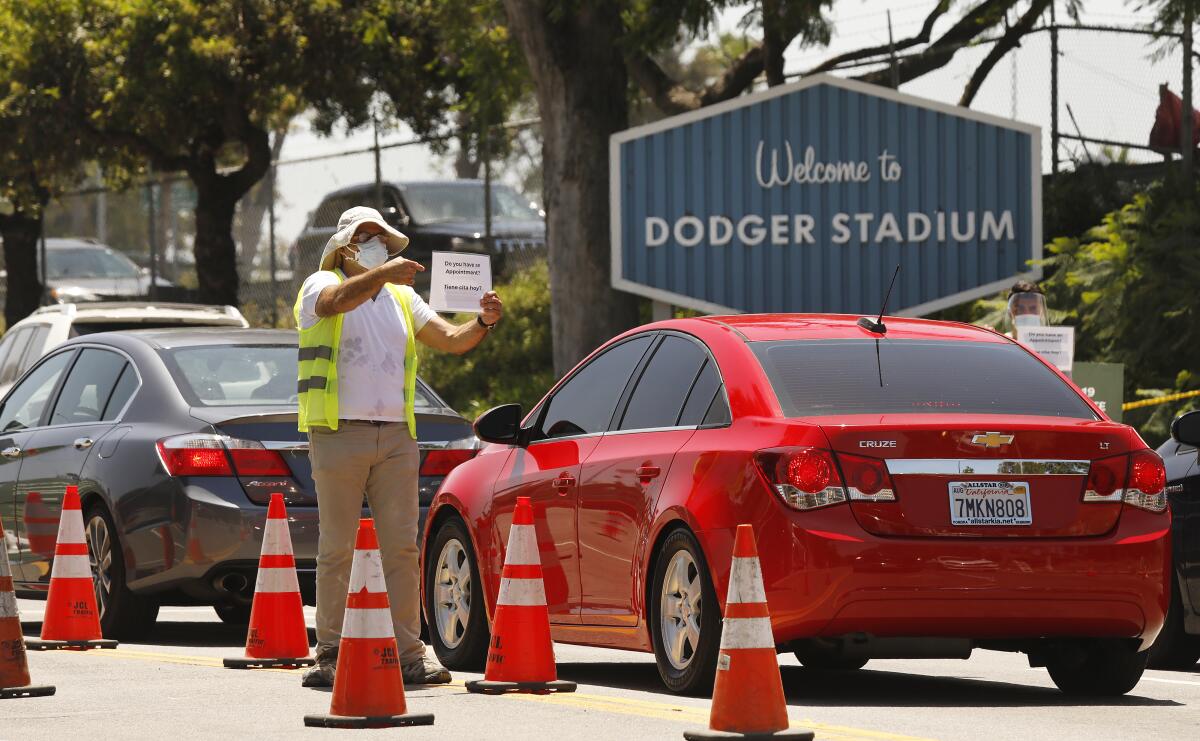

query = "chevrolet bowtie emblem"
[[971, 432, 1014, 448]]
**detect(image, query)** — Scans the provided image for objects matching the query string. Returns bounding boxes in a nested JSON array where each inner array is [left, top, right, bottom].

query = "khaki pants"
[[309, 421, 424, 664]]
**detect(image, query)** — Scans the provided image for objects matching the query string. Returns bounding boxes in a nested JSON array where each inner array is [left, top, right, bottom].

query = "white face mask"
[[353, 237, 387, 270], [1013, 314, 1043, 327]]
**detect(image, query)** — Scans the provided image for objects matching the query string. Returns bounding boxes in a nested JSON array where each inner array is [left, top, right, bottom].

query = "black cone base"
[[224, 656, 315, 669], [465, 679, 577, 695], [303, 712, 435, 729], [0, 684, 57, 700], [684, 728, 815, 740], [24, 639, 118, 651]]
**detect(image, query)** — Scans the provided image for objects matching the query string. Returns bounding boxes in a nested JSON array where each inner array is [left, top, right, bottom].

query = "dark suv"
[[289, 180, 545, 291]]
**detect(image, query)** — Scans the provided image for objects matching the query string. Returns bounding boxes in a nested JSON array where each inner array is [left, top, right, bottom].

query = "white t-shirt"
[[299, 271, 437, 422]]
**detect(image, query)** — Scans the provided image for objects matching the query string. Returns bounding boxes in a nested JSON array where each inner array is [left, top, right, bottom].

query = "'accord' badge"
[[970, 433, 1014, 448]]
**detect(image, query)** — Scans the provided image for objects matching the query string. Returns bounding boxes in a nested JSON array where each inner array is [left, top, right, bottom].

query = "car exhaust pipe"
[[213, 573, 250, 596]]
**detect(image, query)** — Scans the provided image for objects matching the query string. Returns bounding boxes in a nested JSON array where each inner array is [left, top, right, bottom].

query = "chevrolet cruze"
[[421, 314, 1170, 696]]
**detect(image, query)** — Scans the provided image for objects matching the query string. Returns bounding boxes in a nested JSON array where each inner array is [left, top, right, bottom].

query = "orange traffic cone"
[[1, 515, 55, 699], [303, 519, 434, 729], [685, 524, 811, 740], [465, 496, 576, 695], [25, 486, 117, 651], [224, 493, 314, 669], [23, 492, 57, 558]]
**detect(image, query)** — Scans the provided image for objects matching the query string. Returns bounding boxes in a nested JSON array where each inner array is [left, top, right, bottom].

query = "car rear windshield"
[[751, 339, 1098, 419], [71, 320, 237, 336], [160, 344, 444, 409]]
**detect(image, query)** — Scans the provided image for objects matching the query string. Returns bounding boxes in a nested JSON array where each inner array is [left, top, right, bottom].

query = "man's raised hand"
[[381, 257, 425, 286]]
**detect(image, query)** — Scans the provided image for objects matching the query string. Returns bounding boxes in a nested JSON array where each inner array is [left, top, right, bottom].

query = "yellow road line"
[[60, 648, 933, 741]]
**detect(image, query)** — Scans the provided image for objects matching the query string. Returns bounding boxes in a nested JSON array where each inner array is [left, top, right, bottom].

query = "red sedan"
[[421, 314, 1170, 696]]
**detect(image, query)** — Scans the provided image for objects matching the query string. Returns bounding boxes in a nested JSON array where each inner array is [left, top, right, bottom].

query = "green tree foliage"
[[419, 260, 554, 419]]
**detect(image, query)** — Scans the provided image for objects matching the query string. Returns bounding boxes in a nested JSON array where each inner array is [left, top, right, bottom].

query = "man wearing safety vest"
[[295, 206, 503, 688]]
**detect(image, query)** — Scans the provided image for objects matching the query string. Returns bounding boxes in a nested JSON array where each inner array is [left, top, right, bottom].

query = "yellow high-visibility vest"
[[294, 269, 419, 438]]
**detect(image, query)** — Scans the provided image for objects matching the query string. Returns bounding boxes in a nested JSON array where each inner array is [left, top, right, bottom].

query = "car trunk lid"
[[816, 415, 1134, 538]]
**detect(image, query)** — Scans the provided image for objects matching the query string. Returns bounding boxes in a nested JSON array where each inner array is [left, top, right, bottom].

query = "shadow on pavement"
[[556, 661, 1181, 709]]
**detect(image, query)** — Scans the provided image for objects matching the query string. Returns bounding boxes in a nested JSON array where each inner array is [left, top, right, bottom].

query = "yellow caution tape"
[[1122, 389, 1200, 411]]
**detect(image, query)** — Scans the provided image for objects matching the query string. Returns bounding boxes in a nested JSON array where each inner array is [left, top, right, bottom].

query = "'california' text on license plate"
[[948, 481, 1032, 526]]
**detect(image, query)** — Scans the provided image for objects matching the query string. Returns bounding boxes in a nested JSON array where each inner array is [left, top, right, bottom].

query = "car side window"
[[101, 363, 138, 421], [49, 349, 128, 426], [0, 351, 74, 432], [313, 195, 354, 228], [619, 336, 707, 431], [16, 326, 50, 377], [678, 359, 723, 427], [538, 335, 654, 439], [703, 389, 732, 427], [0, 328, 34, 385]]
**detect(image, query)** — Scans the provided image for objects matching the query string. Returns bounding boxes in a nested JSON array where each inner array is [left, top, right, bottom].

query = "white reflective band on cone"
[[719, 616, 775, 650], [726, 557, 766, 604], [254, 567, 300, 594], [50, 554, 93, 579], [348, 548, 386, 593], [0, 591, 17, 618], [503, 524, 540, 566], [496, 577, 546, 607], [56, 510, 85, 543], [342, 607, 394, 639], [260, 519, 295, 556]]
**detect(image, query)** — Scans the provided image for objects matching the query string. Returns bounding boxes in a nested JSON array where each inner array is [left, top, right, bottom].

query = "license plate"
[[948, 481, 1032, 526]]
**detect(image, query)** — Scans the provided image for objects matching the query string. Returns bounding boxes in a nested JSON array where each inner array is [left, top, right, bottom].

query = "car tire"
[[1148, 578, 1200, 670], [85, 504, 159, 640], [1046, 640, 1148, 696], [424, 516, 489, 671], [649, 528, 722, 695], [213, 603, 252, 626]]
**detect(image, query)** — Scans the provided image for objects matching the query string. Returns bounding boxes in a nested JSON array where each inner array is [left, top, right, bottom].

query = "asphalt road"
[[5, 598, 1198, 741]]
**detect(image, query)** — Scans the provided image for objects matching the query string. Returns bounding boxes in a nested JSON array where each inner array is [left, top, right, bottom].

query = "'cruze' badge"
[[970, 433, 1014, 448], [859, 440, 897, 448]]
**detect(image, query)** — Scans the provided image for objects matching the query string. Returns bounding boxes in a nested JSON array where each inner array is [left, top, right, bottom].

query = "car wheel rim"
[[660, 549, 703, 671], [433, 538, 472, 650], [85, 515, 113, 621]]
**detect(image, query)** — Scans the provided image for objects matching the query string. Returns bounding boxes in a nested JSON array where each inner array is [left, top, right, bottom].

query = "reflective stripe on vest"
[[294, 269, 419, 438]]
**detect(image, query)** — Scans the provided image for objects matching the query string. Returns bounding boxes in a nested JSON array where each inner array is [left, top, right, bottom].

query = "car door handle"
[[1, 446, 20, 459], [73, 438, 94, 450], [637, 465, 661, 482], [553, 473, 577, 493]]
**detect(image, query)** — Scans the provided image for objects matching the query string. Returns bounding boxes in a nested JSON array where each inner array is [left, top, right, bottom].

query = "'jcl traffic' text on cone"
[[0, 515, 55, 699], [26, 486, 117, 651], [465, 496, 576, 695], [224, 493, 313, 669], [684, 524, 812, 741], [303, 518, 433, 729]]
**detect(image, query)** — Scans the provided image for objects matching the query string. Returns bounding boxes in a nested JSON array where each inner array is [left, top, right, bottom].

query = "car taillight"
[[1082, 450, 1168, 512], [156, 434, 290, 477], [755, 447, 847, 511], [836, 452, 897, 502], [225, 438, 291, 476], [420, 449, 477, 476], [1124, 450, 1167, 512], [156, 434, 233, 476], [1083, 454, 1126, 502]]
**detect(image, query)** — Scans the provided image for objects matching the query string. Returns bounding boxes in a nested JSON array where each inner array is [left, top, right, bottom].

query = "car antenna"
[[857, 264, 901, 335]]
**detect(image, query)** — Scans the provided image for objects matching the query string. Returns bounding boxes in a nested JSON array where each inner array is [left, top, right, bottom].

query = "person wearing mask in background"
[[294, 206, 503, 688], [1006, 280, 1048, 338]]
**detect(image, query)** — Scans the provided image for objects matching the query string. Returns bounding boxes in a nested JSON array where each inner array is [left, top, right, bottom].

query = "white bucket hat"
[[319, 206, 410, 271]]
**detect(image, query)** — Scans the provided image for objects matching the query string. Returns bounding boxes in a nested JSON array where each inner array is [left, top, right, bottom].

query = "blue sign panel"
[[610, 74, 1041, 316]]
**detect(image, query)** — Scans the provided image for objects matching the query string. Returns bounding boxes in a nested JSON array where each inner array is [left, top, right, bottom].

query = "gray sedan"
[[0, 328, 476, 638]]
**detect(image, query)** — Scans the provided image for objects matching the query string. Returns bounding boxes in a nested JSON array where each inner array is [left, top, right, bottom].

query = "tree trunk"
[[0, 211, 45, 328], [502, 0, 640, 376], [192, 183, 242, 306]]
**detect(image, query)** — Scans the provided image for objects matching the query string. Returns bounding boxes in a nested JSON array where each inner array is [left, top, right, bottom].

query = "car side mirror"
[[1171, 410, 1200, 447], [474, 403, 525, 446]]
